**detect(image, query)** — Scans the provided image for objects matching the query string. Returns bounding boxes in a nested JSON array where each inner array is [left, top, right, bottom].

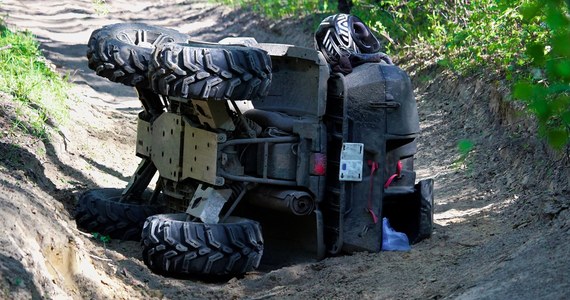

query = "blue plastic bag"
[[381, 217, 411, 251]]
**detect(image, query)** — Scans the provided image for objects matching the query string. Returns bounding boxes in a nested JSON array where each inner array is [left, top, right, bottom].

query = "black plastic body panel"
[[322, 62, 423, 253]]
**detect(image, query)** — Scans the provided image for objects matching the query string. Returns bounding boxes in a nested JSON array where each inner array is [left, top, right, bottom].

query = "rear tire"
[[149, 42, 272, 100], [141, 213, 264, 277], [87, 23, 190, 87], [75, 188, 164, 241]]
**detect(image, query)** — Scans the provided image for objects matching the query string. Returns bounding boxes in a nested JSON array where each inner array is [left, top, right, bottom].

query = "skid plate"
[[182, 126, 224, 186], [151, 113, 183, 181]]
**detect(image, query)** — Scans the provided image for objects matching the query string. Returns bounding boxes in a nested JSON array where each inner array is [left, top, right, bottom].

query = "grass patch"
[[217, 0, 334, 18], [91, 0, 110, 16], [0, 21, 70, 140]]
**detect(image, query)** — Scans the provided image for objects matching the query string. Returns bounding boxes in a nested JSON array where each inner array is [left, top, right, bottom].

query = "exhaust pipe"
[[246, 187, 315, 216]]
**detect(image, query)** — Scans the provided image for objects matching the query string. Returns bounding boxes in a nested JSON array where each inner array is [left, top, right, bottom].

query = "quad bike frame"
[[126, 40, 432, 257], [76, 23, 433, 277]]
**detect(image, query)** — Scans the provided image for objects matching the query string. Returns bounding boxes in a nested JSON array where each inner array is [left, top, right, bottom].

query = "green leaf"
[[545, 5, 570, 31], [101, 235, 111, 243], [520, 2, 541, 22], [532, 96, 551, 120], [551, 94, 570, 113], [457, 139, 474, 156], [547, 128, 569, 149], [513, 82, 533, 101], [551, 33, 570, 56], [548, 83, 570, 94], [562, 110, 570, 125], [437, 59, 450, 67], [526, 42, 546, 65], [555, 59, 570, 80]]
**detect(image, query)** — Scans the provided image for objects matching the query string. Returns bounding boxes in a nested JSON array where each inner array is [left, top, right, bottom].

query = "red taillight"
[[311, 153, 327, 175]]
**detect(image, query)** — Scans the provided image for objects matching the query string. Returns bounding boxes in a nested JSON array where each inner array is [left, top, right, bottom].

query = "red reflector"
[[311, 153, 327, 175]]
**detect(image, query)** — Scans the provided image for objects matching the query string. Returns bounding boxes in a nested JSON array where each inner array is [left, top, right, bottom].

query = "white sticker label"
[[339, 143, 364, 182]]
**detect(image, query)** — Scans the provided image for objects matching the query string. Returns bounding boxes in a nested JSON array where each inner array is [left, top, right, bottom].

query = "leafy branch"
[[513, 0, 570, 149]]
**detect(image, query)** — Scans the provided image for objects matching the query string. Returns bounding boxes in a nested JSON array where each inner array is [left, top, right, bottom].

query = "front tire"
[[87, 23, 190, 87], [142, 213, 264, 277]]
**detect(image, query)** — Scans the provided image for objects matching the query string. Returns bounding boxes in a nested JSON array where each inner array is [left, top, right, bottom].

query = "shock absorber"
[[136, 87, 166, 120]]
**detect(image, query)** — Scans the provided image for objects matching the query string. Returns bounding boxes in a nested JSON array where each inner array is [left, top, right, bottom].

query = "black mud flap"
[[383, 179, 434, 244]]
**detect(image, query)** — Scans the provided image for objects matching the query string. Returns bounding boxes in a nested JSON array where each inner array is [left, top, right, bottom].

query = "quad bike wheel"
[[149, 42, 272, 100], [142, 213, 263, 277], [87, 23, 190, 87], [75, 188, 165, 241]]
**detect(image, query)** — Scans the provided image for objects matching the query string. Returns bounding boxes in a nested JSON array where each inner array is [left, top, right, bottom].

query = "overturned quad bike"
[[75, 23, 434, 277]]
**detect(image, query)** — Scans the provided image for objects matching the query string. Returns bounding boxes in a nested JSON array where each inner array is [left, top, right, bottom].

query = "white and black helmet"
[[315, 14, 381, 64]]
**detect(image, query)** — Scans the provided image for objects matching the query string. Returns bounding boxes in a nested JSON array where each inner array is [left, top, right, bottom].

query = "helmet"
[[315, 14, 381, 64]]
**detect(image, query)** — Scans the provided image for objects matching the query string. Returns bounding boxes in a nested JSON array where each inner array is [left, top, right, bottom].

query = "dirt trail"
[[1, 0, 569, 299]]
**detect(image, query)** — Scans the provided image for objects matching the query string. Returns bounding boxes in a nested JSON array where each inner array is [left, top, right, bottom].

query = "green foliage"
[[92, 232, 111, 244], [215, 0, 569, 150], [453, 139, 475, 169], [0, 21, 70, 139], [513, 0, 570, 149], [218, 0, 335, 18], [215, 0, 541, 76], [458, 139, 475, 156], [349, 0, 543, 77]]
